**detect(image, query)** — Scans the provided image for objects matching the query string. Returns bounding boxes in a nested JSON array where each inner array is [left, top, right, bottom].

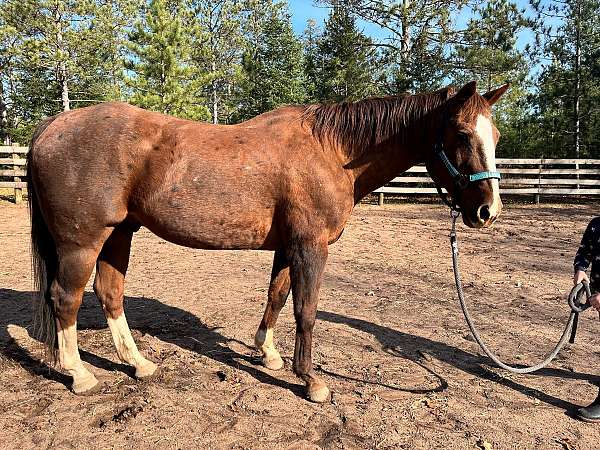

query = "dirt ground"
[[1, 200, 600, 449]]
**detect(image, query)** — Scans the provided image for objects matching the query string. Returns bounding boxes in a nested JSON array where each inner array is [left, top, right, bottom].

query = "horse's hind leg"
[[93, 226, 157, 379], [52, 247, 103, 394], [255, 249, 290, 370]]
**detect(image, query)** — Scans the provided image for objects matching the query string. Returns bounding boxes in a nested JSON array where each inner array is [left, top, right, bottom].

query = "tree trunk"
[[0, 81, 8, 145], [211, 59, 218, 124], [573, 0, 582, 187], [55, 6, 70, 111], [59, 61, 70, 112], [400, 0, 411, 62], [574, 0, 581, 160]]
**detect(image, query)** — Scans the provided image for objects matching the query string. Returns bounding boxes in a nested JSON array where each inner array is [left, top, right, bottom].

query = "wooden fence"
[[2, 147, 599, 205], [0, 145, 27, 204], [375, 158, 600, 205]]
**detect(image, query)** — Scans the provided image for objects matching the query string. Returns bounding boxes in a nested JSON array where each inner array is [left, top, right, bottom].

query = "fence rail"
[[0, 145, 27, 203], [2, 147, 600, 205], [375, 158, 600, 204]]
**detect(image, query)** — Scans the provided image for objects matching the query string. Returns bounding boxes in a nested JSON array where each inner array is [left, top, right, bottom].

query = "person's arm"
[[574, 220, 596, 284]]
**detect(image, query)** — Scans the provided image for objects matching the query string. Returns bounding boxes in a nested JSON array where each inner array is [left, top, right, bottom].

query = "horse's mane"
[[302, 87, 490, 157]]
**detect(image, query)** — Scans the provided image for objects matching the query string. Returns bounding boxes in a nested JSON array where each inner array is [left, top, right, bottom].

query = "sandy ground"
[[1, 200, 600, 449]]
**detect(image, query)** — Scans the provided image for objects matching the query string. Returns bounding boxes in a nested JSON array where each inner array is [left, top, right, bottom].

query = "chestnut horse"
[[27, 81, 508, 402]]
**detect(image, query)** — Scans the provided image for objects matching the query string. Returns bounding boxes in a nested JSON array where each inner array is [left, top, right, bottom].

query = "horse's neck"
[[347, 139, 425, 204]]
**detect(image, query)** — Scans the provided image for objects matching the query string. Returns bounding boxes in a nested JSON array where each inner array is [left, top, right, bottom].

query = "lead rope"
[[450, 209, 590, 374]]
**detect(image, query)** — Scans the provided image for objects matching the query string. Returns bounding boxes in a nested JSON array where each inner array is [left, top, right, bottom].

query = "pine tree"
[[234, 0, 305, 121], [0, 5, 17, 143], [453, 0, 529, 91], [302, 18, 322, 103], [85, 0, 142, 102], [0, 0, 135, 142], [531, 0, 600, 158], [127, 0, 209, 119], [189, 0, 244, 124], [319, 0, 470, 93], [452, 0, 532, 158], [316, 4, 378, 102]]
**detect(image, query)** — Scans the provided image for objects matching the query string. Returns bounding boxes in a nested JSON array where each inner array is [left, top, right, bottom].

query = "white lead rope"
[[449, 210, 587, 374]]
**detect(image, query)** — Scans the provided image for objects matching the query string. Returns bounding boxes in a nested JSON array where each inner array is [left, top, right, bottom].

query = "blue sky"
[[288, 0, 398, 38], [287, 0, 536, 49], [288, 0, 327, 32]]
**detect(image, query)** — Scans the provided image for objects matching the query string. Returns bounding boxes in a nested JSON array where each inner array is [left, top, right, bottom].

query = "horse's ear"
[[483, 83, 510, 106], [448, 81, 477, 108]]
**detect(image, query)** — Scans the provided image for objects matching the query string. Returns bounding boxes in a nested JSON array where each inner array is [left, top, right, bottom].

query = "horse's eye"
[[457, 132, 470, 145]]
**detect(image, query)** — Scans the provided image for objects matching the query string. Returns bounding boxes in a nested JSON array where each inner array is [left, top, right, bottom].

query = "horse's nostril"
[[478, 205, 491, 222]]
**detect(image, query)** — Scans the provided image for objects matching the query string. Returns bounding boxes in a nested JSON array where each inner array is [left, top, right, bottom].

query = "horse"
[[27, 80, 508, 402]]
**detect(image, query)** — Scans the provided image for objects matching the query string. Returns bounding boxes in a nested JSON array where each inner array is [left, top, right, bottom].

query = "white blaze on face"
[[475, 114, 501, 218]]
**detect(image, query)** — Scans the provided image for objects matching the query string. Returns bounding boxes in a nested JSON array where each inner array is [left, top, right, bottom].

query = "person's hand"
[[574, 270, 589, 285], [589, 293, 600, 313]]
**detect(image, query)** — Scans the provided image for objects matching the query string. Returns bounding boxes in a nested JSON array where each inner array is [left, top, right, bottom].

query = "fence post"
[[535, 160, 542, 205], [378, 192, 384, 206], [12, 143, 22, 204]]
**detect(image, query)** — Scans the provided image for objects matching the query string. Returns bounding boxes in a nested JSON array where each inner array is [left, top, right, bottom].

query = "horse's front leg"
[[288, 237, 330, 403]]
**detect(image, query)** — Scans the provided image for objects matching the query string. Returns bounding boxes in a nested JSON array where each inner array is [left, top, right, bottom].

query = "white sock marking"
[[106, 314, 148, 368], [57, 322, 96, 387], [255, 327, 281, 361]]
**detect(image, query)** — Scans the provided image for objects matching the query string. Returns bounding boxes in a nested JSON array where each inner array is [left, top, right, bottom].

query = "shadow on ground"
[[0, 288, 597, 415]]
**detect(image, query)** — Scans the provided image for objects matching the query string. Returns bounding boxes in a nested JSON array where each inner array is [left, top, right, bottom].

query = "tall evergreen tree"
[[316, 4, 378, 102], [319, 0, 471, 93], [234, 0, 305, 121], [452, 0, 532, 157], [0, 0, 135, 143], [453, 0, 529, 91], [530, 0, 600, 158], [127, 0, 209, 119], [189, 0, 244, 124], [0, 5, 19, 143], [302, 18, 322, 103]]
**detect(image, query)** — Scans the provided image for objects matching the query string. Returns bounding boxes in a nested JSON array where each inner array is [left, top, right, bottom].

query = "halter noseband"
[[428, 135, 501, 211]]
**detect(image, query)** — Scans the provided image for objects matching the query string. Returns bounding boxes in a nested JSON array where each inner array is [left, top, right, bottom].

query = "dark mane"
[[302, 88, 490, 157]]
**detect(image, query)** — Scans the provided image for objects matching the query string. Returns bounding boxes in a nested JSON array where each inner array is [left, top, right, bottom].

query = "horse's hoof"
[[135, 360, 158, 379], [263, 354, 284, 371], [72, 374, 101, 395], [307, 384, 331, 403]]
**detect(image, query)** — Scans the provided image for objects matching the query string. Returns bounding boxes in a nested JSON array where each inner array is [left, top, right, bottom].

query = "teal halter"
[[429, 140, 501, 210], [438, 149, 501, 185]]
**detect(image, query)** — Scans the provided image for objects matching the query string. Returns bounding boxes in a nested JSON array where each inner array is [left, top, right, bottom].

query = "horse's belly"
[[136, 190, 278, 250]]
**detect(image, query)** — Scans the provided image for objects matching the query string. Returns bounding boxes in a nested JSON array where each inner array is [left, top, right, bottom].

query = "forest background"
[[1, 0, 599, 158]]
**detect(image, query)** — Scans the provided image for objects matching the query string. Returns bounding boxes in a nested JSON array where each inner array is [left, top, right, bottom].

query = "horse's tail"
[[28, 116, 59, 361]]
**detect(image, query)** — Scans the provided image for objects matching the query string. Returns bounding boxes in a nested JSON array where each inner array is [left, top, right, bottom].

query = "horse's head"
[[427, 81, 509, 228]]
